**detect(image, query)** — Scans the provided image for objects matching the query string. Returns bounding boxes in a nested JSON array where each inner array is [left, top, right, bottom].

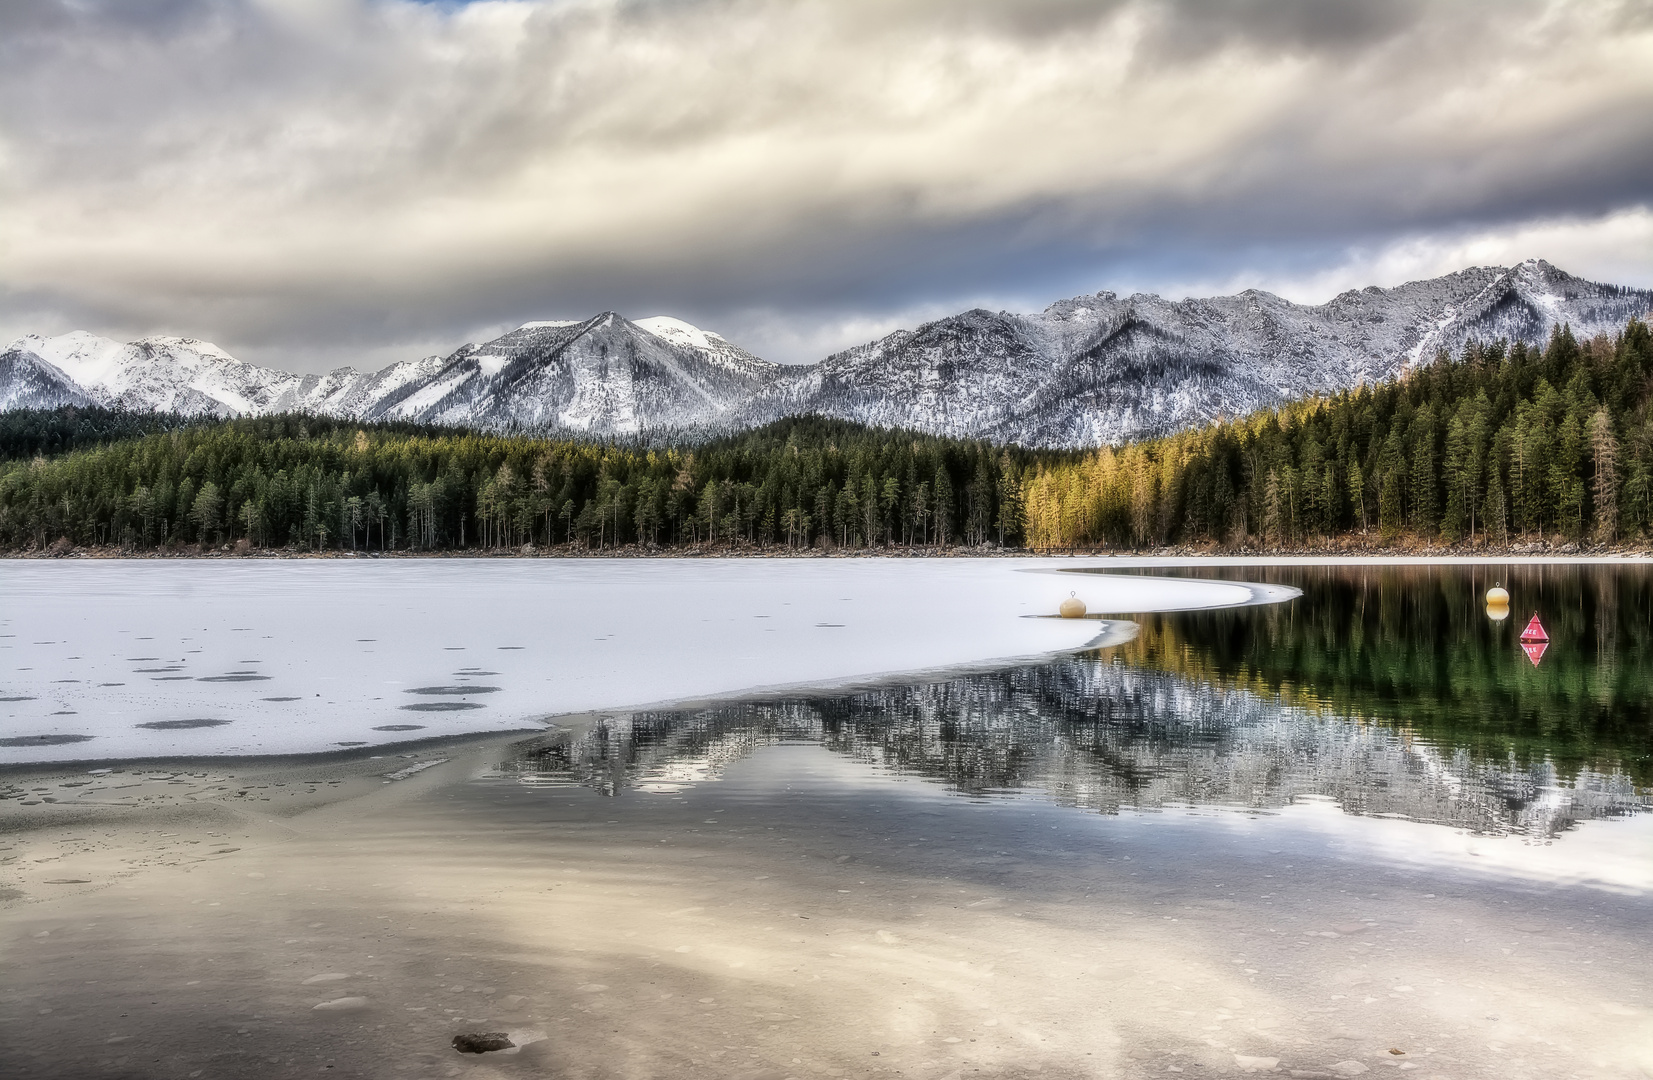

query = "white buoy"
[[1486, 585, 1510, 606], [1059, 593, 1087, 619], [1486, 603, 1509, 621]]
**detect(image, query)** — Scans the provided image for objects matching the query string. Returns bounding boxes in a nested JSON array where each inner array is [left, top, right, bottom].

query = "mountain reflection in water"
[[499, 563, 1651, 842]]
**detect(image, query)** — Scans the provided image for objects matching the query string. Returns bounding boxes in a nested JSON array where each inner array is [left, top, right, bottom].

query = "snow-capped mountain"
[[757, 259, 1653, 445], [3, 260, 1648, 446], [0, 313, 780, 435], [3, 331, 286, 416], [350, 313, 780, 432]]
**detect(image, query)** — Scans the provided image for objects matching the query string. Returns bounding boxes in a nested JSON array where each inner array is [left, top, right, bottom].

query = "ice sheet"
[[0, 558, 1290, 763]]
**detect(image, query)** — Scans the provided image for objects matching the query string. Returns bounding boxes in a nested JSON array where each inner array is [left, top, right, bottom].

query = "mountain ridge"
[[4, 259, 1649, 447]]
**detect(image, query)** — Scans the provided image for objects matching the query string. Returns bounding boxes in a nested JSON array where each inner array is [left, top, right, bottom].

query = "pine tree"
[[1262, 468, 1284, 547], [1408, 405, 1438, 537], [1591, 408, 1619, 544], [933, 466, 954, 547], [1348, 456, 1365, 534], [1441, 414, 1469, 543], [1483, 463, 1508, 546], [1378, 428, 1405, 543]]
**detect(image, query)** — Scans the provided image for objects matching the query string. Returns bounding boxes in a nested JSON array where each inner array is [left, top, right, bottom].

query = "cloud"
[[1, 0, 1650, 369]]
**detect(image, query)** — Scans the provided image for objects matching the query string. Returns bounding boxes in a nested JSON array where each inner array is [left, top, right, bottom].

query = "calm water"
[[498, 563, 1653, 845]]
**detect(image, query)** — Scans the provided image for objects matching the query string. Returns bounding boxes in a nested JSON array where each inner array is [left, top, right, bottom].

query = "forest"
[[0, 412, 1049, 553], [0, 316, 1648, 554], [1021, 317, 1653, 549]]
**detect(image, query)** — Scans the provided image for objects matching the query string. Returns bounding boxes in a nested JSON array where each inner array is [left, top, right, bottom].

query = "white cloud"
[[1137, 207, 1653, 308]]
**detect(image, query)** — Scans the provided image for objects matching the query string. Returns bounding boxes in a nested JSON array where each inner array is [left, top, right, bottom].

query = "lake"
[[2, 559, 1650, 1079]]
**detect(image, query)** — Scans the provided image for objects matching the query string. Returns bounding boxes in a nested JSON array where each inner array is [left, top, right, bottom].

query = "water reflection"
[[499, 564, 1651, 842], [1108, 562, 1653, 785]]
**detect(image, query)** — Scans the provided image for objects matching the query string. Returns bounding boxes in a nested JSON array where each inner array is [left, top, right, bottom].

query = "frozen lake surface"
[[1, 558, 1291, 763]]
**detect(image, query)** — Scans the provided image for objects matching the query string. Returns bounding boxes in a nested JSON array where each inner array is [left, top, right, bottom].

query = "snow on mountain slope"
[[634, 316, 776, 378], [396, 313, 782, 433], [5, 331, 298, 416], [0, 340, 95, 411], [3, 261, 1648, 446], [759, 259, 1653, 445]]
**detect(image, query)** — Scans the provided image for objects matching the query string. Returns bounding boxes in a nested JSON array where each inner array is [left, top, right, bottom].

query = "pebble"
[[1235, 1055, 1279, 1073], [452, 1032, 515, 1054]]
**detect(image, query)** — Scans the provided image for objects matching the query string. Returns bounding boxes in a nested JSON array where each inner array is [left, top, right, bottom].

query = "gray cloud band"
[[2, 0, 1650, 369]]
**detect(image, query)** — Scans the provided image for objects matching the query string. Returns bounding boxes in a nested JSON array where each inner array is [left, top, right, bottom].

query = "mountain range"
[[4, 260, 1648, 447]]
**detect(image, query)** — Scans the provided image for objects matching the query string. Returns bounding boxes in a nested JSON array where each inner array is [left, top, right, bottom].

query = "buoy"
[[1486, 585, 1509, 606], [1522, 639, 1548, 667], [1485, 603, 1509, 622], [1519, 614, 1548, 642], [1059, 593, 1087, 619]]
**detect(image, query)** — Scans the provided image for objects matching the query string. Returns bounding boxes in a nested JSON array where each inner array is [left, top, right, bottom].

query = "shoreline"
[[9, 539, 1653, 561]]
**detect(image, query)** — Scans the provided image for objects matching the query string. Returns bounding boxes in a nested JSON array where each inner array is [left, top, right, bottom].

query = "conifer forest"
[[2, 318, 1649, 554]]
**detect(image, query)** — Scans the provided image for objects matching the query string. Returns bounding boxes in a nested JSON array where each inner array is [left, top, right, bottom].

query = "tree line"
[[2, 316, 1649, 554], [1021, 318, 1653, 549], [0, 414, 1053, 553]]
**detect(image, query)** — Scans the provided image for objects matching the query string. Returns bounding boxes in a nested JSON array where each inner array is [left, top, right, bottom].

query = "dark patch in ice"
[[373, 723, 428, 730], [336, 741, 368, 746], [53, 679, 82, 683], [137, 718, 230, 730], [98, 682, 125, 687], [815, 623, 845, 628], [197, 675, 272, 682], [356, 639, 376, 642], [0, 695, 36, 702], [50, 710, 78, 716], [0, 734, 94, 747], [405, 686, 501, 696], [262, 696, 302, 701], [152, 676, 194, 681], [443, 647, 465, 651], [400, 702, 485, 712], [497, 646, 524, 650], [126, 657, 160, 661], [455, 671, 500, 676], [133, 667, 182, 673]]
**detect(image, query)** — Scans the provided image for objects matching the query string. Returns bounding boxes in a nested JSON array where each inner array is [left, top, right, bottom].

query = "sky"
[[2, 0, 1651, 372]]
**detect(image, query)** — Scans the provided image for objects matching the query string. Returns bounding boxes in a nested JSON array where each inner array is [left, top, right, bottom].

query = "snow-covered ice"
[[0, 558, 1291, 763]]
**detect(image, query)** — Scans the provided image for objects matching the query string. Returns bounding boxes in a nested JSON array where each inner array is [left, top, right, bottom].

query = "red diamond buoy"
[[1519, 614, 1548, 642], [1522, 639, 1548, 667]]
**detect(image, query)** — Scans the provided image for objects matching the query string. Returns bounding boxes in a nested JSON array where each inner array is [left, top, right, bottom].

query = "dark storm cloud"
[[1, 0, 1650, 368]]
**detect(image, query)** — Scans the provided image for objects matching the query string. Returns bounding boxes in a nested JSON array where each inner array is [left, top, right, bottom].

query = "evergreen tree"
[[1591, 408, 1619, 544]]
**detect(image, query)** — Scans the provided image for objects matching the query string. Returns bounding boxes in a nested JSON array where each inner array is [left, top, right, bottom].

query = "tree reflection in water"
[[499, 565, 1650, 841]]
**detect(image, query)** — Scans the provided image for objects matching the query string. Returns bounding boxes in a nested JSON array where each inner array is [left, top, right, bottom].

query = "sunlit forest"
[[1022, 318, 1653, 549], [1, 317, 1648, 554]]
